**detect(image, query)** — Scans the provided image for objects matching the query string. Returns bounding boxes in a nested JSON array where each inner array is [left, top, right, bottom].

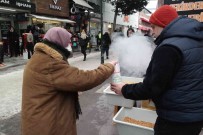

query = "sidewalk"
[[0, 56, 27, 71], [0, 51, 100, 71]]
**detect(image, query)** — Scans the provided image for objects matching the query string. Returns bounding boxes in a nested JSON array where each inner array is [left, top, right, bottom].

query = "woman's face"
[[128, 30, 134, 37]]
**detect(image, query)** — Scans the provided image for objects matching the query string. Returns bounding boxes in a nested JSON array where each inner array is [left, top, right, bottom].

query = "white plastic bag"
[[23, 50, 28, 60]]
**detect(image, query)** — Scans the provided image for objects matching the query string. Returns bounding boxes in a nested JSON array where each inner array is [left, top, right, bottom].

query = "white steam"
[[110, 33, 156, 77]]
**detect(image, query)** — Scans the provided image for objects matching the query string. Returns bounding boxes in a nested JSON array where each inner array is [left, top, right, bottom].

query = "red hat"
[[149, 5, 178, 28]]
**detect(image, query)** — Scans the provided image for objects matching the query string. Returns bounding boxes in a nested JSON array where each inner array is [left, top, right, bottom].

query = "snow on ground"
[[0, 70, 23, 120]]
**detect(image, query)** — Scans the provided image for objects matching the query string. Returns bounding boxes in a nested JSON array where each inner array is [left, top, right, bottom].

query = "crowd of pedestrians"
[[0, 25, 45, 67], [0, 25, 153, 67]]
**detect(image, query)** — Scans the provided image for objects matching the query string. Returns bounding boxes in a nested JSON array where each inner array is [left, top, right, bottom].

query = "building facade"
[[102, 0, 139, 37], [31, 0, 75, 31], [0, 0, 35, 40]]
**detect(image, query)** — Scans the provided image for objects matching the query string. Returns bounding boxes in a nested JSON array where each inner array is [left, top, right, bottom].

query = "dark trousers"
[[81, 46, 87, 61], [20, 43, 24, 55], [0, 45, 4, 64], [3, 43, 8, 55], [9, 42, 15, 57], [96, 39, 101, 51], [154, 117, 203, 135], [9, 41, 19, 57], [102, 47, 109, 58], [26, 42, 34, 59]]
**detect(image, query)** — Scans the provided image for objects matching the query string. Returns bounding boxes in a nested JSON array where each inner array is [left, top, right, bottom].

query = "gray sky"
[[146, 0, 158, 13]]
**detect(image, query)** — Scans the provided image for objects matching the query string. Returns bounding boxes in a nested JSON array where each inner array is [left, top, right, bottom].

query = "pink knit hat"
[[44, 27, 72, 48]]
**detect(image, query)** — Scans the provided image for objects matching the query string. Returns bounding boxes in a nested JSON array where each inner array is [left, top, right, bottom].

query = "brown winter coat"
[[21, 43, 114, 135]]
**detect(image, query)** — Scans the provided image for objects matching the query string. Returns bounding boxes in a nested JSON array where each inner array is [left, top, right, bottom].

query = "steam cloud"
[[110, 33, 156, 78]]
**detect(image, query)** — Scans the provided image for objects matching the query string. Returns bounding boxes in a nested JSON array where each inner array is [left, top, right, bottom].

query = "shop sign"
[[0, 0, 35, 11], [164, 0, 203, 22], [16, 1, 32, 9], [49, 0, 62, 11], [0, 0, 9, 4]]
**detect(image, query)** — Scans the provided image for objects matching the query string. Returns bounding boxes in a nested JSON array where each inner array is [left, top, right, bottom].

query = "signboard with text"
[[0, 0, 35, 12], [164, 0, 203, 22], [35, 0, 69, 17]]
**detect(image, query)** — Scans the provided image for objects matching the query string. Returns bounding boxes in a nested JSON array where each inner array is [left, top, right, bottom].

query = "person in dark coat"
[[79, 30, 89, 61], [95, 31, 101, 51], [111, 5, 203, 135], [101, 32, 111, 59], [7, 26, 19, 57]]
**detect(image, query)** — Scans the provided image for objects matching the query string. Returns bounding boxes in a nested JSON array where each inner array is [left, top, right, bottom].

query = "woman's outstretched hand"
[[108, 61, 117, 66]]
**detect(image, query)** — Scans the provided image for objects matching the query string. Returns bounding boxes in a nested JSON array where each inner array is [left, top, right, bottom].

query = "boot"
[[83, 55, 86, 61]]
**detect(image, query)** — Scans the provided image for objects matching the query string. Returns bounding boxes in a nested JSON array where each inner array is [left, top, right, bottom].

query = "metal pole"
[[89, 11, 90, 33], [100, 0, 104, 64]]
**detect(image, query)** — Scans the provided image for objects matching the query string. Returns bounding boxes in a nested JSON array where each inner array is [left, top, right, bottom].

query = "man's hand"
[[110, 82, 126, 95]]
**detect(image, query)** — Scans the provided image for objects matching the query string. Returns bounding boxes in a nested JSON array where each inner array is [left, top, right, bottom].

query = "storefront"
[[139, 12, 151, 34], [87, 1, 101, 46], [69, 0, 93, 33], [31, 0, 75, 32], [0, 0, 35, 40], [102, 1, 139, 37], [164, 0, 203, 22]]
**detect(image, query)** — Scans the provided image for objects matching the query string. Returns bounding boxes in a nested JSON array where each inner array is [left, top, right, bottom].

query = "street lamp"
[[100, 0, 104, 64]]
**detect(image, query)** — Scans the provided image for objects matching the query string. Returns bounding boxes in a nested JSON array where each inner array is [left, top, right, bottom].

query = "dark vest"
[[155, 37, 203, 122]]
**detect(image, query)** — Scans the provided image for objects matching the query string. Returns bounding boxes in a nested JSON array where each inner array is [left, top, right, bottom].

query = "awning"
[[88, 1, 100, 13], [139, 25, 151, 31], [30, 14, 75, 23], [140, 17, 150, 23], [73, 0, 93, 9]]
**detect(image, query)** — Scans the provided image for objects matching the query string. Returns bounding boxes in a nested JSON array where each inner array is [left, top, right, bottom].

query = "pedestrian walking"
[[26, 30, 34, 59], [79, 30, 89, 61], [111, 5, 203, 135], [7, 26, 19, 57], [101, 32, 111, 59], [22, 27, 116, 135], [96, 31, 101, 51], [127, 27, 135, 37], [19, 36, 24, 56]]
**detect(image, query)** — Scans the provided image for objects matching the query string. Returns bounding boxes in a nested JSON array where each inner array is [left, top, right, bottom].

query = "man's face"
[[151, 24, 163, 38]]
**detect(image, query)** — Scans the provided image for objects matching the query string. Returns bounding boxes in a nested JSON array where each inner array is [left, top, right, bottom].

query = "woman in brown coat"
[[21, 27, 115, 135]]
